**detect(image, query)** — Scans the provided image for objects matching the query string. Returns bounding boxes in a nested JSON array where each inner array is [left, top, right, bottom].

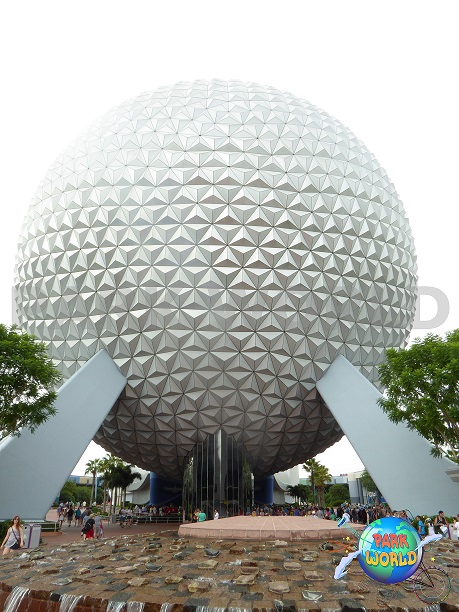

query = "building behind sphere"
[[14, 80, 417, 513]]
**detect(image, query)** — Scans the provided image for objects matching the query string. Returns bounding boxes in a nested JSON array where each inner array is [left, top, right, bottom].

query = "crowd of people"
[[2, 502, 459, 555], [56, 502, 104, 539]]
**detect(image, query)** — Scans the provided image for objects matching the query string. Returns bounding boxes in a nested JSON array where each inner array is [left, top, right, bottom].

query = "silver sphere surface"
[[15, 80, 417, 479]]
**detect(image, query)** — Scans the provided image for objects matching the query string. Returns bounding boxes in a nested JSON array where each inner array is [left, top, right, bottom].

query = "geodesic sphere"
[[15, 80, 417, 480]]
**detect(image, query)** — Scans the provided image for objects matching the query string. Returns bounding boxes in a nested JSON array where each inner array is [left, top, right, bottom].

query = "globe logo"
[[358, 517, 422, 584]]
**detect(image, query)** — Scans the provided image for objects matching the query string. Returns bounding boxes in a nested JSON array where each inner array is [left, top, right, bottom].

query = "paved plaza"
[[1, 516, 458, 611]]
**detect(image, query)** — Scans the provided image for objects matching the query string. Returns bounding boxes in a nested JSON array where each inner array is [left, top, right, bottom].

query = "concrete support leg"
[[316, 355, 459, 516], [0, 350, 126, 520]]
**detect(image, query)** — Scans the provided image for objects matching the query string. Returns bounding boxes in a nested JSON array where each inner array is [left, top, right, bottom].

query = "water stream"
[[4, 586, 29, 612], [106, 602, 126, 612], [126, 603, 145, 612], [58, 594, 82, 611]]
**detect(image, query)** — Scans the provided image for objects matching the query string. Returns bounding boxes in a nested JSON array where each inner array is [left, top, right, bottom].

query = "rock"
[[302, 590, 324, 601], [283, 561, 301, 571], [165, 575, 183, 584], [148, 543, 162, 549], [76, 568, 90, 575], [198, 560, 218, 570], [230, 547, 246, 555], [114, 565, 137, 573], [241, 560, 258, 567], [303, 570, 325, 581], [269, 581, 290, 594], [188, 579, 211, 593], [128, 577, 150, 586], [169, 544, 184, 551], [347, 580, 370, 593], [339, 597, 367, 611], [268, 540, 288, 547], [205, 548, 220, 557], [300, 552, 319, 562], [51, 577, 73, 586], [172, 552, 188, 560], [145, 563, 162, 572], [240, 566, 259, 576], [235, 574, 256, 585]]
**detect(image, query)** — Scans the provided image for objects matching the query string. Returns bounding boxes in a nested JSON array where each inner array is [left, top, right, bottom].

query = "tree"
[[59, 481, 92, 505], [297, 484, 312, 505], [106, 463, 141, 508], [360, 469, 380, 504], [0, 324, 61, 440], [59, 480, 79, 503], [315, 464, 332, 507], [286, 484, 302, 505], [360, 469, 377, 492], [99, 454, 123, 512], [325, 484, 350, 506], [303, 458, 320, 504], [378, 330, 459, 462], [85, 458, 103, 505]]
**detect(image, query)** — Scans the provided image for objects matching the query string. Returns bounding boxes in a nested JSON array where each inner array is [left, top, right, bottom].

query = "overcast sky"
[[1, 0, 458, 477]]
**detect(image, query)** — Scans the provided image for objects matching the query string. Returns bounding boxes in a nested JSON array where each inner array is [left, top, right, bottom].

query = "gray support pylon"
[[316, 355, 458, 516], [0, 350, 126, 520]]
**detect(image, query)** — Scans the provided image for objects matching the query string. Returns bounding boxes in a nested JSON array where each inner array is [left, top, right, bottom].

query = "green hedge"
[[0, 520, 10, 544]]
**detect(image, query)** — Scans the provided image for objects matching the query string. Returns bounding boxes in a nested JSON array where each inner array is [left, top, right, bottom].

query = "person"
[[67, 505, 74, 527], [427, 520, 435, 536], [83, 513, 96, 540], [452, 514, 459, 541], [1, 516, 24, 554], [416, 515, 426, 539], [59, 506, 66, 528], [214, 509, 219, 520], [198, 509, 207, 522], [434, 510, 449, 536], [94, 513, 103, 538]]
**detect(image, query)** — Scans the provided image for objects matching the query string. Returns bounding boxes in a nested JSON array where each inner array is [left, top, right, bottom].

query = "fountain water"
[[59, 594, 82, 611], [159, 604, 173, 612], [126, 603, 145, 612], [106, 602, 126, 612], [4, 586, 29, 612]]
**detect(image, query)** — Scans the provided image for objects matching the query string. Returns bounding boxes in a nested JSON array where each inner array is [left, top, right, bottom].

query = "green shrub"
[[0, 519, 11, 544]]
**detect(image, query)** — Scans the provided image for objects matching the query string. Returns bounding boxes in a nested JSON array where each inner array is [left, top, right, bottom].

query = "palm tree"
[[99, 454, 123, 513], [297, 483, 312, 505], [315, 464, 332, 508], [303, 458, 320, 505], [286, 484, 301, 505], [106, 463, 141, 508], [118, 465, 142, 506], [85, 458, 102, 505]]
